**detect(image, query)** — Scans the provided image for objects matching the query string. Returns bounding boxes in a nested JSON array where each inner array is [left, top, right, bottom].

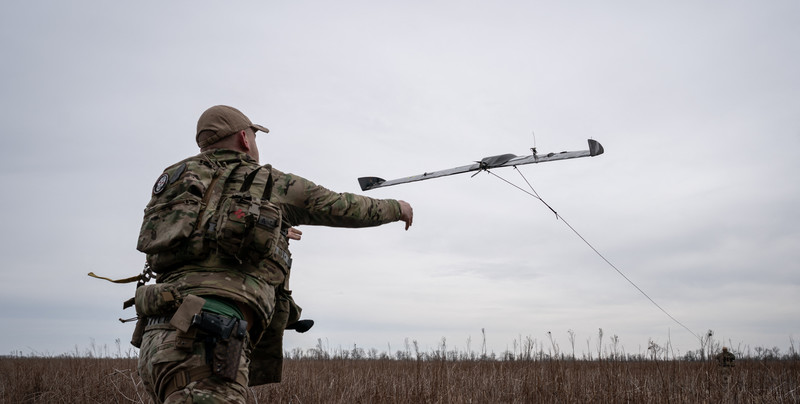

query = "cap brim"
[[252, 124, 270, 133]]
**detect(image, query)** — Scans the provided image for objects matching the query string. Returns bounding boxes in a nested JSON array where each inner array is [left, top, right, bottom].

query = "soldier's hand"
[[398, 200, 413, 230], [287, 227, 302, 241]]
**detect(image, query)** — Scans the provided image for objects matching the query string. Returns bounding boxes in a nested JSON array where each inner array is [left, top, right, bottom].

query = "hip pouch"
[[134, 283, 183, 317], [128, 283, 183, 348]]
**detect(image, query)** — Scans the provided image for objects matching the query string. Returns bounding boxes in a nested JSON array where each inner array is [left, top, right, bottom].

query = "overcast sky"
[[1, 1, 798, 358]]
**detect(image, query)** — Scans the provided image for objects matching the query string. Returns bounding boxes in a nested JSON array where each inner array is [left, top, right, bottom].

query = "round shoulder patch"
[[153, 173, 169, 195]]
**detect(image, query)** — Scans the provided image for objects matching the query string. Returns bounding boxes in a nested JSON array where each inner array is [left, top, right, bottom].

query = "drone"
[[358, 139, 604, 191]]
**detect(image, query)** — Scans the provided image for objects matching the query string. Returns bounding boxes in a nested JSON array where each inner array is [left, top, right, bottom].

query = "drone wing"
[[358, 139, 604, 191]]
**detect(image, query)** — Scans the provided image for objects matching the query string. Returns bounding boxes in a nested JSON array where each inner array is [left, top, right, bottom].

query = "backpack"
[[136, 153, 282, 272]]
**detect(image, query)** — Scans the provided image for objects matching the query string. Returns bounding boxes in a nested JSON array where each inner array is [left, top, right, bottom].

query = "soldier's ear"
[[237, 130, 250, 152]]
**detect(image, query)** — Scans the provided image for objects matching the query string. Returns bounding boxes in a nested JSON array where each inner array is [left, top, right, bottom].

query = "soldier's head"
[[722, 347, 728, 352], [196, 105, 269, 162]]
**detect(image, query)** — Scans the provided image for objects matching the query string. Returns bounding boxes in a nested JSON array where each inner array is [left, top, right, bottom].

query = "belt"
[[146, 311, 246, 334], [147, 315, 173, 326]]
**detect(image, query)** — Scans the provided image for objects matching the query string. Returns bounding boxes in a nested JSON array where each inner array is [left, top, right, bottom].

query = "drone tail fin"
[[358, 176, 386, 191], [589, 139, 604, 156]]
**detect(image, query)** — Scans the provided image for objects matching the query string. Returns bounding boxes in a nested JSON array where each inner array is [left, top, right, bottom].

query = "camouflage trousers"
[[138, 326, 251, 404]]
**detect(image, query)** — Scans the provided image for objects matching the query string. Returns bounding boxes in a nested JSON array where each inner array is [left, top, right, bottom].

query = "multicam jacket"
[[141, 149, 401, 344]]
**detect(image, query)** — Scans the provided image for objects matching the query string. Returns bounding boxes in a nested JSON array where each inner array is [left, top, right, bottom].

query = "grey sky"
[[1, 1, 798, 357]]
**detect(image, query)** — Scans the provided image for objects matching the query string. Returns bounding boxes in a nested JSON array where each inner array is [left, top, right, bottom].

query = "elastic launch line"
[[484, 167, 701, 342]]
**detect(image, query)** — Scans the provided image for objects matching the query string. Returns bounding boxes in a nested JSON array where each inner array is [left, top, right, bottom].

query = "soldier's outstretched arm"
[[272, 168, 411, 229]]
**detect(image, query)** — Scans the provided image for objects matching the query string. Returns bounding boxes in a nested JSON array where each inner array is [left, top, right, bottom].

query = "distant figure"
[[716, 347, 736, 367]]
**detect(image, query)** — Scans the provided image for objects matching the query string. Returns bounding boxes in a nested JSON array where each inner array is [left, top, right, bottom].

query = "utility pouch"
[[216, 166, 282, 266], [137, 193, 207, 271], [134, 283, 182, 317], [270, 228, 292, 273], [216, 194, 260, 260], [170, 294, 206, 333], [253, 202, 282, 264], [171, 295, 206, 351], [137, 195, 202, 253]]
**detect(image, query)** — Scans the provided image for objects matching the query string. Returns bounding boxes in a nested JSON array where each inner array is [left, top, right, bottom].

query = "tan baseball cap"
[[196, 105, 269, 148]]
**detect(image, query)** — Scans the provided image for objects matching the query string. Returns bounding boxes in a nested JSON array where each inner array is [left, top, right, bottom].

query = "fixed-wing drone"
[[358, 139, 604, 191], [356, 140, 701, 340]]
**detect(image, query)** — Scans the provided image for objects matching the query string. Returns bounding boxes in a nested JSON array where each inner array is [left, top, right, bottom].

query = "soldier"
[[134, 105, 413, 403], [716, 346, 736, 367]]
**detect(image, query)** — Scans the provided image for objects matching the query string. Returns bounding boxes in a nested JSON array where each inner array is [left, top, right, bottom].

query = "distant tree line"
[[285, 330, 800, 362]]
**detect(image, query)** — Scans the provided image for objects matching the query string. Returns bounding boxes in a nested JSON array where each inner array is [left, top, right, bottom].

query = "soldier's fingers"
[[287, 227, 303, 240]]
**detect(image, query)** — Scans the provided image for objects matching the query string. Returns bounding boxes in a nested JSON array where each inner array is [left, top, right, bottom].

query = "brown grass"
[[0, 356, 146, 403], [1, 356, 797, 403]]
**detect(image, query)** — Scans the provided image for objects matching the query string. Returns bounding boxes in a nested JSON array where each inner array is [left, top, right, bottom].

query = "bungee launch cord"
[[483, 166, 701, 342]]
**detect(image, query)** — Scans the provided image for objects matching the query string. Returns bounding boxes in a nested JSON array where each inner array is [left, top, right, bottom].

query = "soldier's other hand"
[[287, 227, 302, 241], [398, 200, 413, 230]]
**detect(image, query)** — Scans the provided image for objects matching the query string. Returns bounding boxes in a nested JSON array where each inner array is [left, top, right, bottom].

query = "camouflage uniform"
[[136, 147, 403, 403]]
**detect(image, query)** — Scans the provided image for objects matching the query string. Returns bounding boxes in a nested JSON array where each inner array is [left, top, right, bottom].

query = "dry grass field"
[[1, 354, 797, 403]]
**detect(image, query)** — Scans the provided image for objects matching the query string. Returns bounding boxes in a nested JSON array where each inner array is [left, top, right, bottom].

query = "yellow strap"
[[87, 272, 142, 284]]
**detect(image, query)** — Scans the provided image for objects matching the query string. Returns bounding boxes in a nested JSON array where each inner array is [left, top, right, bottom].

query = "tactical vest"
[[137, 152, 286, 273]]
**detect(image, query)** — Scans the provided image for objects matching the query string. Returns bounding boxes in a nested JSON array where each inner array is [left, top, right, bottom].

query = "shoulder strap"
[[240, 166, 263, 193], [239, 165, 274, 201], [196, 160, 243, 230], [264, 168, 274, 201]]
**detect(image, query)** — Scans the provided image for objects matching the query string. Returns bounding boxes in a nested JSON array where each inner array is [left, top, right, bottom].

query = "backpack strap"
[[239, 166, 262, 193], [197, 160, 243, 232], [264, 170, 274, 201], [239, 165, 274, 201]]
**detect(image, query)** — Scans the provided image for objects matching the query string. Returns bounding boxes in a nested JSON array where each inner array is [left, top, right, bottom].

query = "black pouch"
[[212, 332, 245, 381], [193, 312, 248, 382]]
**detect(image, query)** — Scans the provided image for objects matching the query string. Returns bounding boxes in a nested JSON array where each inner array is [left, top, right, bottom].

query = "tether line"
[[483, 166, 701, 342]]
